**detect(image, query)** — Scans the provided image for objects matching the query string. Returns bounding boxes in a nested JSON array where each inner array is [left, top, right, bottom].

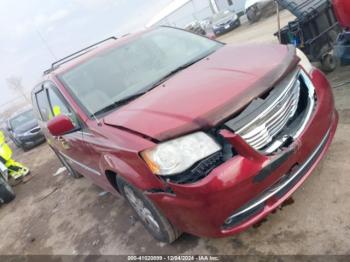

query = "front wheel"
[[321, 53, 337, 73], [0, 176, 15, 204], [236, 19, 241, 27], [247, 6, 260, 23], [117, 177, 182, 243]]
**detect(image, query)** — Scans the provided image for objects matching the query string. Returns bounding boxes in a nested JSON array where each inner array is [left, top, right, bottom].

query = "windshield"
[[213, 10, 232, 22], [59, 27, 222, 116], [10, 110, 35, 130]]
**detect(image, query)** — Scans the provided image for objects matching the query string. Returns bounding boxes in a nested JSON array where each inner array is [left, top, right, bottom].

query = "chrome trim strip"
[[225, 128, 330, 223], [292, 70, 316, 139], [236, 69, 302, 151], [237, 70, 299, 134], [264, 70, 316, 154], [60, 152, 101, 176]]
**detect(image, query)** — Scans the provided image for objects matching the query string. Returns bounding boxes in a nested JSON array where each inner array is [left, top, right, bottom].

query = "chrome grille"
[[237, 73, 301, 151]]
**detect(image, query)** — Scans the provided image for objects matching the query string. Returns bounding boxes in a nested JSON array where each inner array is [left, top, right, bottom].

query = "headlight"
[[296, 48, 313, 74], [141, 132, 222, 176]]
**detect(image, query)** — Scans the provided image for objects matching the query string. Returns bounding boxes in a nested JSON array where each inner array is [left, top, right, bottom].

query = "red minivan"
[[32, 27, 338, 243]]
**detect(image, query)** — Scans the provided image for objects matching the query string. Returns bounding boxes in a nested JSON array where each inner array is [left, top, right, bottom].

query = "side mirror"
[[47, 115, 76, 137], [7, 127, 12, 132]]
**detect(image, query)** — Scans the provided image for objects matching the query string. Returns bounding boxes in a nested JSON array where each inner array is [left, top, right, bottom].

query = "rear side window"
[[35, 89, 51, 122]]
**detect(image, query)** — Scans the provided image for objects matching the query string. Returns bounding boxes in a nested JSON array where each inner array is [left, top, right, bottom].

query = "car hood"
[[104, 44, 299, 141], [13, 119, 38, 134]]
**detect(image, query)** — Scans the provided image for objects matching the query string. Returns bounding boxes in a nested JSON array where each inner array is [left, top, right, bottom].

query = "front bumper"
[[18, 131, 46, 148], [147, 68, 338, 238]]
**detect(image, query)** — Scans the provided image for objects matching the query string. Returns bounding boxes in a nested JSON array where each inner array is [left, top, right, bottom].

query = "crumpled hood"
[[104, 44, 298, 141]]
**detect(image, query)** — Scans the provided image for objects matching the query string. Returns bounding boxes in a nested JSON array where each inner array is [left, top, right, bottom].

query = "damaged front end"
[[156, 66, 317, 186], [225, 68, 316, 155]]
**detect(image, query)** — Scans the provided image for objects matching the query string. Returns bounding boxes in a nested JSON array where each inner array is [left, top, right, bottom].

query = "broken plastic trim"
[[264, 70, 316, 154], [223, 127, 330, 229], [224, 68, 316, 154], [159, 131, 235, 185]]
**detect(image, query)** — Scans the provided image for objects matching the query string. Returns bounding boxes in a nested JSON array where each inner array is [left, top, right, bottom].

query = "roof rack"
[[43, 36, 117, 75]]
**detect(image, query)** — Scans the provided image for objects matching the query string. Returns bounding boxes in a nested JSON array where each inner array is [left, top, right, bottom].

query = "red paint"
[[148, 69, 338, 237], [333, 0, 350, 28], [103, 44, 298, 141], [33, 28, 338, 238], [47, 115, 75, 137]]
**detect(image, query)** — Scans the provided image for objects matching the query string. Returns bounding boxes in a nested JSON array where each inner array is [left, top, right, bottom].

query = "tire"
[[321, 53, 337, 73], [22, 145, 30, 152], [53, 149, 83, 179], [247, 7, 260, 23], [0, 176, 15, 204], [117, 177, 182, 243], [328, 30, 339, 42]]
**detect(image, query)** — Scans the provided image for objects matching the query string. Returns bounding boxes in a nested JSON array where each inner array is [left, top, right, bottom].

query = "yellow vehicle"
[[0, 131, 29, 180]]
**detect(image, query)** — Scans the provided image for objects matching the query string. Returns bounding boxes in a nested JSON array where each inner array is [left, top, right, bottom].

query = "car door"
[[34, 81, 97, 178]]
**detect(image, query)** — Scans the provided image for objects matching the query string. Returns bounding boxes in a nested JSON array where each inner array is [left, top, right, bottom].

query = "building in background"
[[214, 0, 246, 15], [147, 0, 246, 28]]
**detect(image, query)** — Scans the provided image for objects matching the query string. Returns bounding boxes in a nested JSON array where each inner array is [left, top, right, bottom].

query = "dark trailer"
[[276, 0, 341, 72]]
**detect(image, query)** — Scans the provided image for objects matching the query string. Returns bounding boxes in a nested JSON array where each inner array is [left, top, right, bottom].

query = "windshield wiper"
[[92, 92, 146, 117], [92, 50, 216, 118], [148, 52, 213, 90]]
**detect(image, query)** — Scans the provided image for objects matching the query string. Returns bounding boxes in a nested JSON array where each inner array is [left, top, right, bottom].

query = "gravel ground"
[[0, 11, 349, 256]]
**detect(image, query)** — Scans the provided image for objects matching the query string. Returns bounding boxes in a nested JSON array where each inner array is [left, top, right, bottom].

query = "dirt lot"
[[0, 11, 349, 255]]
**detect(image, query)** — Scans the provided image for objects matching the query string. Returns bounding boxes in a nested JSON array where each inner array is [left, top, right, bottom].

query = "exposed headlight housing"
[[296, 48, 313, 74], [141, 132, 222, 176]]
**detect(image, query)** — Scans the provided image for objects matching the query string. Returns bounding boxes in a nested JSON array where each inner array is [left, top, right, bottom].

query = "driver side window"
[[43, 82, 79, 127], [47, 87, 70, 118]]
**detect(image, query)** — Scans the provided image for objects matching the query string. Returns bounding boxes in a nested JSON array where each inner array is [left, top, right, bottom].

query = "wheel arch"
[[100, 153, 165, 194], [105, 169, 121, 194]]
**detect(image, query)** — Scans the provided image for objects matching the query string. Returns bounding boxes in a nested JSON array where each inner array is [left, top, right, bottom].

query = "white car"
[[245, 0, 275, 23]]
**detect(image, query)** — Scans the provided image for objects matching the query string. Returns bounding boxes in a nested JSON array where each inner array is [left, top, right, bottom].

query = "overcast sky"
[[0, 0, 173, 106]]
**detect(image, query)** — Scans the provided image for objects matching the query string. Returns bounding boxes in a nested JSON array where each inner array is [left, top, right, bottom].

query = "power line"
[[35, 28, 58, 60]]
